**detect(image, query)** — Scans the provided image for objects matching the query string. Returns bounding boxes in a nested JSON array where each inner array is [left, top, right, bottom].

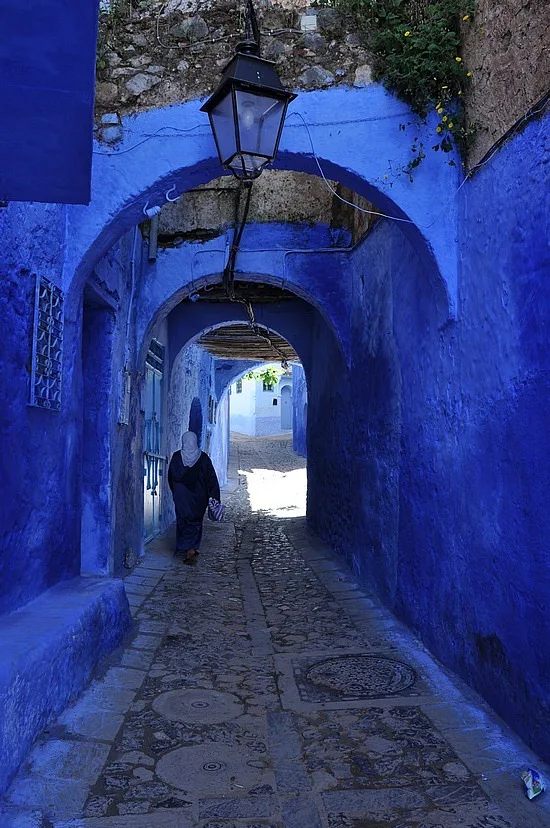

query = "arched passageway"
[[2, 83, 550, 807], [147, 279, 322, 541]]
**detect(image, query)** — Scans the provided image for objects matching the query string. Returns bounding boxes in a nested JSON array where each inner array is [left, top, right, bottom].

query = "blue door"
[[281, 385, 292, 430], [143, 342, 165, 541]]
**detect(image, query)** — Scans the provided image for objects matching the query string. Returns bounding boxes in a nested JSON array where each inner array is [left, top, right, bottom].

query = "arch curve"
[[138, 256, 349, 376], [66, 86, 459, 320]]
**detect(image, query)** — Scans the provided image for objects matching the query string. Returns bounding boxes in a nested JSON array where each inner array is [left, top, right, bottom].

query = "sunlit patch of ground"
[[239, 466, 307, 517]]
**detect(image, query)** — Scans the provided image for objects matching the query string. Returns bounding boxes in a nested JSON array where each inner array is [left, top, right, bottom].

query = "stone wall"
[[157, 172, 334, 244], [95, 1, 373, 116], [95, 1, 549, 171]]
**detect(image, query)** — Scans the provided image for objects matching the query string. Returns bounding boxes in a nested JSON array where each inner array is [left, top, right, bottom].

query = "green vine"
[[333, 0, 476, 167], [246, 367, 285, 388]]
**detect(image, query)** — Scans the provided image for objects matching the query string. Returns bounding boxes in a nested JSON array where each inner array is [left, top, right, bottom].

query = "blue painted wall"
[[292, 364, 308, 458], [391, 114, 550, 760], [0, 203, 78, 615], [438, 113, 550, 757], [0, 211, 143, 612], [0, 208, 133, 795], [162, 343, 229, 532], [0, 0, 99, 204], [304, 112, 550, 761], [1, 87, 549, 782]]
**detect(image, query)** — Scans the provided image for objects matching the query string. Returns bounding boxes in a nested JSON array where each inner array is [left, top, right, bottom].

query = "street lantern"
[[200, 4, 296, 181]]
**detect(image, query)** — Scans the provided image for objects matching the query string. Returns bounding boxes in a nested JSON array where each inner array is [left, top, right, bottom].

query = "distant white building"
[[230, 366, 293, 436]]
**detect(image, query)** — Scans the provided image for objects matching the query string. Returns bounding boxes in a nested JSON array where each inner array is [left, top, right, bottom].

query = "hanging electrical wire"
[[223, 180, 253, 299], [221, 184, 289, 368], [242, 301, 289, 369]]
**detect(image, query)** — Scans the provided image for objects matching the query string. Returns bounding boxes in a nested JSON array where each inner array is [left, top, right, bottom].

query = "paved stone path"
[[2, 435, 550, 827]]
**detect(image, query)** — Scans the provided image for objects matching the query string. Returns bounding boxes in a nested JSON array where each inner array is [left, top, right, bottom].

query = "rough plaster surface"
[[0, 204, 77, 615], [1, 89, 549, 796], [73, 89, 460, 321], [164, 343, 228, 530], [0, 577, 131, 796], [307, 112, 550, 763], [158, 170, 337, 239], [462, 0, 550, 164]]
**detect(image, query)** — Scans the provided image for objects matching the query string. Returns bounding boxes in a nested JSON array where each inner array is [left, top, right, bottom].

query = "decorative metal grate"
[[29, 275, 63, 411], [208, 395, 218, 424], [146, 339, 165, 373]]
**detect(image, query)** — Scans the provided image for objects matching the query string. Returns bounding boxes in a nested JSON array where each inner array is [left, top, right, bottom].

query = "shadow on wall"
[[188, 397, 203, 445]]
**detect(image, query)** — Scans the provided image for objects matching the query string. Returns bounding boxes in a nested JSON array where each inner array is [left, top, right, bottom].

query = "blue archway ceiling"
[[0, 0, 99, 205]]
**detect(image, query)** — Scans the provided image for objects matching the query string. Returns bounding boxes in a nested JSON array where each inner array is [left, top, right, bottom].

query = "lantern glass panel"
[[228, 153, 265, 178], [235, 90, 286, 158], [209, 90, 237, 165]]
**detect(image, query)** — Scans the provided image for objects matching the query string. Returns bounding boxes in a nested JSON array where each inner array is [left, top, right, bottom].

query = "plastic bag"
[[208, 497, 225, 522], [521, 768, 546, 800]]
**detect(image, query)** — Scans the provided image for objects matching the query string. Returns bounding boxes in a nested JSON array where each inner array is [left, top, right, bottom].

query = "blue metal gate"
[[143, 341, 165, 542]]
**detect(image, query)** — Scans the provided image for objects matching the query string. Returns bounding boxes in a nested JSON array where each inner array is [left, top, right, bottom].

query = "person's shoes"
[[183, 556, 197, 566]]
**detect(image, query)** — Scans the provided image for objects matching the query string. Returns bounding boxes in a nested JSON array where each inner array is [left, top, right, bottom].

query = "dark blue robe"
[[168, 451, 221, 551]]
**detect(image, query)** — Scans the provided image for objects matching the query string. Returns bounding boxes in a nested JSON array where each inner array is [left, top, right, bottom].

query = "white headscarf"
[[181, 431, 201, 467]]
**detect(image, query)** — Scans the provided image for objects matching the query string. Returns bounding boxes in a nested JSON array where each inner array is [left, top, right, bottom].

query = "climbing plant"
[[333, 0, 476, 164], [246, 367, 285, 388]]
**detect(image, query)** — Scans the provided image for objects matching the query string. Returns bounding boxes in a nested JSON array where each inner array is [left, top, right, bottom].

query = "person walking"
[[167, 431, 221, 563]]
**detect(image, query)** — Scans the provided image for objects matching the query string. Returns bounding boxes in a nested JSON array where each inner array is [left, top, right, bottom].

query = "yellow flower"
[[462, 14, 469, 21], [436, 126, 442, 133], [437, 107, 444, 114], [442, 115, 448, 122], [458, 90, 462, 95], [441, 85, 448, 90], [404, 30, 411, 36], [466, 71, 472, 77], [455, 56, 462, 62], [448, 122, 454, 128]]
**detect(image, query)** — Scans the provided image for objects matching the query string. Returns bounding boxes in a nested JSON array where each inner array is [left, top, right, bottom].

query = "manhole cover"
[[305, 655, 416, 699], [152, 689, 244, 724], [157, 743, 267, 793]]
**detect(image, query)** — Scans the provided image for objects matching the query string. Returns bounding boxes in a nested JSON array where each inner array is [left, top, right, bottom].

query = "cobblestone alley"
[[2, 436, 550, 828]]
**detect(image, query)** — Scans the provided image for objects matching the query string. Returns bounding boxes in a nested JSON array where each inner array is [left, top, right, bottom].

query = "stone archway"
[[65, 86, 458, 321]]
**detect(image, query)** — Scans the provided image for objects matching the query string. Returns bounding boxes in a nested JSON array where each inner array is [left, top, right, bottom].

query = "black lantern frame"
[[200, 41, 297, 181]]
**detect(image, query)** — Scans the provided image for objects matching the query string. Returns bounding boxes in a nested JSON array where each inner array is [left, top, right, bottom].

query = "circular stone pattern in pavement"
[[156, 742, 267, 793], [306, 655, 416, 698], [152, 688, 244, 724]]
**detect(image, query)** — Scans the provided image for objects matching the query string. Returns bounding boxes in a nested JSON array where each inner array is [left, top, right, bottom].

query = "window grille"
[[236, 379, 243, 393], [29, 275, 63, 411], [208, 396, 218, 424], [146, 339, 164, 373], [263, 380, 274, 392]]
